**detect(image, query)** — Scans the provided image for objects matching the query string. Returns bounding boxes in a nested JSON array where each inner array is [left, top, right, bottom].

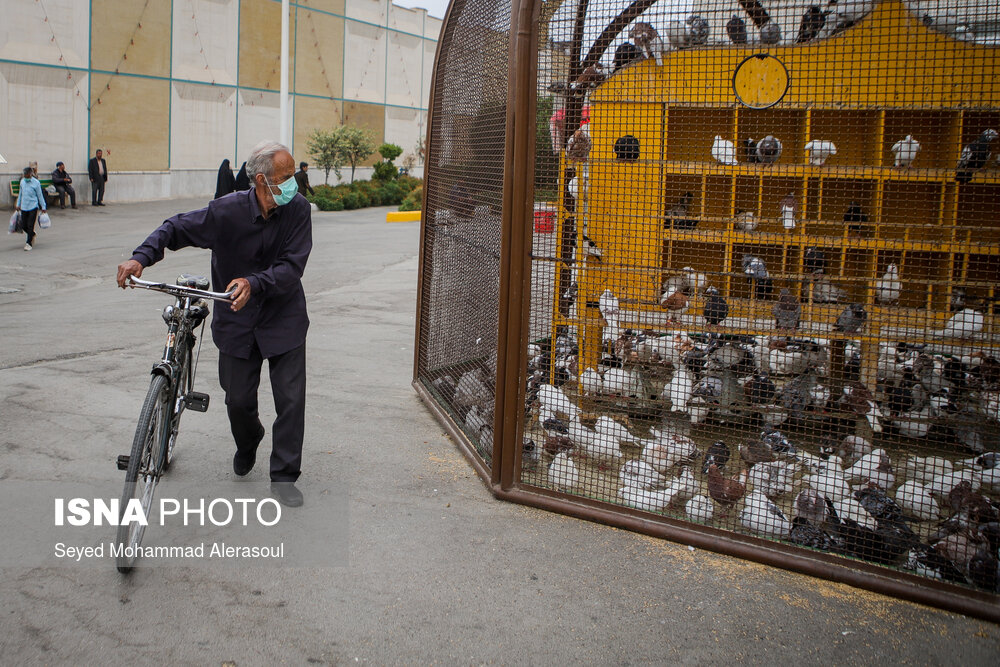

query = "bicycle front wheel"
[[116, 374, 171, 573]]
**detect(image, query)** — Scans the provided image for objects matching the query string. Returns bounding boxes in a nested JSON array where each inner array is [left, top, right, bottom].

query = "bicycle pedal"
[[116, 455, 130, 470], [184, 392, 210, 412]]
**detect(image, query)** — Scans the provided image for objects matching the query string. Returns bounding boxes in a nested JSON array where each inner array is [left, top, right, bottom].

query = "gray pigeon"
[[726, 15, 748, 44], [773, 288, 801, 330], [833, 303, 867, 333], [760, 21, 782, 44], [756, 135, 782, 164], [686, 15, 710, 45], [743, 254, 773, 299], [956, 129, 998, 184]]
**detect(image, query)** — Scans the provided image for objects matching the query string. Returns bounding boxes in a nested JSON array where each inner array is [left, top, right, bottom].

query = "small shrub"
[[399, 185, 422, 212], [373, 161, 399, 181]]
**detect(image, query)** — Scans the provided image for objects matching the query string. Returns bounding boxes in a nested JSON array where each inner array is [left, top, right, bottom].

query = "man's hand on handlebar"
[[227, 278, 251, 312], [117, 259, 144, 288]]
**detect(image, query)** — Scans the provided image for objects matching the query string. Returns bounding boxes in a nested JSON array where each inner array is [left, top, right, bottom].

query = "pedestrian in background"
[[51, 161, 76, 209], [294, 162, 315, 196], [215, 158, 236, 199], [88, 148, 108, 206], [15, 166, 46, 251], [235, 161, 250, 191]]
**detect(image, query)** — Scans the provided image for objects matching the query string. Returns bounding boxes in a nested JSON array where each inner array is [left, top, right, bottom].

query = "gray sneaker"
[[23, 243, 32, 251]]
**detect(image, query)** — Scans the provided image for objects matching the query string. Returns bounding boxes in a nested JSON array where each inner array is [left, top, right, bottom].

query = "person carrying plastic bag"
[[15, 166, 46, 251]]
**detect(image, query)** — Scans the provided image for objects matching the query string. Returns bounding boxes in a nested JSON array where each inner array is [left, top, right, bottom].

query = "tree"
[[374, 143, 404, 181], [306, 128, 341, 185], [378, 143, 403, 163], [334, 126, 377, 183]]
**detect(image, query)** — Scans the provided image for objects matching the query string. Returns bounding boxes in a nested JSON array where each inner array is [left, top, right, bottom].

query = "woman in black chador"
[[215, 159, 237, 199]]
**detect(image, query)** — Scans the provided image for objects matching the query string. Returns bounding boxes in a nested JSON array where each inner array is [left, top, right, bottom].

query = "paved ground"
[[0, 199, 998, 665]]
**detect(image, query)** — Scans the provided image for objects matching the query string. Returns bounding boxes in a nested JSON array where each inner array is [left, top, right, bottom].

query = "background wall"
[[0, 0, 441, 203]]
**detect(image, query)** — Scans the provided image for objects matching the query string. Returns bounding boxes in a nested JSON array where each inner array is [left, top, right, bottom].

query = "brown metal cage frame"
[[413, 0, 1000, 623]]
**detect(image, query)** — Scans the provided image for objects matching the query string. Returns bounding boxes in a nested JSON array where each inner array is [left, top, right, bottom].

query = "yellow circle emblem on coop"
[[733, 54, 790, 109]]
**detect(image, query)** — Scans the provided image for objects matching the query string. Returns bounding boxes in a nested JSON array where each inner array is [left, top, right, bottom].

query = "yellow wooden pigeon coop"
[[415, 0, 1000, 621]]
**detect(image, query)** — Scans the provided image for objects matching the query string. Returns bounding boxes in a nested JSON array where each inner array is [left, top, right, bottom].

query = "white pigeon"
[[548, 452, 580, 491], [685, 495, 715, 522], [746, 461, 796, 499], [940, 308, 984, 339], [569, 416, 622, 466], [640, 431, 698, 474], [845, 449, 895, 489], [665, 20, 689, 49], [594, 416, 638, 448], [780, 192, 797, 231], [739, 491, 792, 538], [620, 459, 668, 490], [903, 456, 953, 485], [875, 263, 902, 303], [833, 496, 877, 530], [895, 480, 940, 522], [578, 367, 602, 395], [806, 469, 851, 502], [925, 469, 980, 498], [601, 366, 644, 398], [893, 404, 935, 440], [598, 289, 620, 322], [662, 365, 694, 412], [734, 210, 758, 232], [537, 384, 580, 417], [891, 135, 921, 168], [681, 266, 708, 294], [804, 139, 837, 166], [711, 135, 737, 165], [643, 331, 693, 366], [976, 467, 1000, 493]]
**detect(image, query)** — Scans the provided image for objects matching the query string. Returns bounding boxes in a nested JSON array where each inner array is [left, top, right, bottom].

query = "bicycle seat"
[[176, 274, 210, 290]]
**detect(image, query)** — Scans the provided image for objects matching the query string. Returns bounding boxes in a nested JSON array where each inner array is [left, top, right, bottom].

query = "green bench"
[[10, 179, 59, 207]]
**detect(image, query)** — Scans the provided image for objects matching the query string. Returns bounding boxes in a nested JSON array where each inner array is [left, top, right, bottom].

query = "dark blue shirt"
[[130, 188, 312, 359]]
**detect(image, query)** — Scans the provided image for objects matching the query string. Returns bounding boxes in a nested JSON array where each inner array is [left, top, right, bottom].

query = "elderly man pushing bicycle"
[[117, 140, 312, 507]]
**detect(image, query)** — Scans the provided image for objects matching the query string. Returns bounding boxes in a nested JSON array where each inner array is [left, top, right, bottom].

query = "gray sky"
[[392, 0, 450, 19]]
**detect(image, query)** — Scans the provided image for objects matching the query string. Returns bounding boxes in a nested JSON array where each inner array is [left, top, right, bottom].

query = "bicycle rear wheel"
[[116, 374, 171, 573]]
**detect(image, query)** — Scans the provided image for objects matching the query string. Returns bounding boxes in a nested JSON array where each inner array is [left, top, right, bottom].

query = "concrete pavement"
[[0, 198, 997, 664]]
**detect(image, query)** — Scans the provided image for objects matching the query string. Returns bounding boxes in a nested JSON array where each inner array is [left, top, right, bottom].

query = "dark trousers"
[[218, 342, 306, 482], [91, 180, 105, 204], [21, 208, 38, 245], [55, 184, 76, 207]]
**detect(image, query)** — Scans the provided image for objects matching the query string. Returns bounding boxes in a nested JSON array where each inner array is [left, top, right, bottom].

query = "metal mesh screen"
[[524, 0, 1000, 600], [415, 0, 512, 468]]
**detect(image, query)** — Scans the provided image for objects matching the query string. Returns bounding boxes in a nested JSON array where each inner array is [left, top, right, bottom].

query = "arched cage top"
[[416, 0, 1000, 621]]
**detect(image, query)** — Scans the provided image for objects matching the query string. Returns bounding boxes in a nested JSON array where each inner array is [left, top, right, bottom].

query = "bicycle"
[[115, 274, 234, 573]]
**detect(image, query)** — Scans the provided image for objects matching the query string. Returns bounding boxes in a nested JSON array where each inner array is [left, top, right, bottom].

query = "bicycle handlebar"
[[127, 276, 236, 302]]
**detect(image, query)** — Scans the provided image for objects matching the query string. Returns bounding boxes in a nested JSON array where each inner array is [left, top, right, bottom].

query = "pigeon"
[[742, 138, 760, 164], [660, 286, 689, 321], [629, 22, 666, 67], [804, 139, 837, 165], [663, 365, 694, 412], [844, 201, 868, 236], [726, 15, 748, 44], [891, 135, 921, 168], [734, 210, 758, 232], [598, 289, 620, 323], [740, 491, 792, 538], [548, 452, 579, 491], [665, 191, 696, 230], [665, 20, 690, 49], [572, 64, 606, 92], [956, 129, 997, 183], [773, 288, 801, 330], [565, 126, 591, 162], [876, 263, 901, 303], [613, 42, 643, 72], [581, 233, 603, 260], [742, 254, 773, 299], [682, 267, 708, 294], [796, 5, 827, 43], [703, 286, 729, 326], [712, 135, 738, 165], [759, 21, 782, 44], [703, 440, 732, 474], [811, 276, 846, 303], [940, 308, 984, 339], [620, 459, 668, 491], [780, 192, 797, 230], [577, 367, 602, 395], [833, 303, 867, 333], [756, 135, 782, 164], [949, 287, 966, 312], [685, 495, 716, 522], [686, 14, 710, 45], [895, 480, 940, 522], [803, 246, 825, 274]]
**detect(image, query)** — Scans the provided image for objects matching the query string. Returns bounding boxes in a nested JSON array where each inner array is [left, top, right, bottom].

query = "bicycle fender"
[[150, 362, 174, 380]]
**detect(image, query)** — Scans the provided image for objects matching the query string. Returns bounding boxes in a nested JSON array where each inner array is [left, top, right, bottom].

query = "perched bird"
[[598, 289, 620, 323], [569, 416, 622, 466], [620, 459, 668, 491], [780, 192, 797, 231], [726, 15, 748, 44], [804, 139, 837, 166], [895, 480, 940, 522], [742, 254, 773, 299], [807, 468, 852, 502], [845, 449, 895, 490], [740, 491, 793, 538], [834, 303, 867, 333], [747, 461, 796, 499], [629, 22, 666, 67], [844, 201, 868, 236], [641, 431, 698, 474], [548, 452, 579, 491], [662, 365, 694, 412], [755, 135, 782, 164], [795, 488, 829, 525], [685, 495, 716, 522], [660, 285, 689, 322], [940, 308, 984, 339], [686, 14, 710, 45], [707, 463, 746, 509], [759, 21, 782, 45], [832, 496, 877, 531], [712, 135, 738, 165], [578, 367, 602, 395], [613, 42, 643, 72], [565, 126, 591, 162], [811, 276, 846, 303], [804, 246, 826, 274], [581, 233, 603, 260], [572, 64, 606, 92], [742, 138, 760, 164], [703, 286, 729, 326], [664, 191, 696, 230], [702, 440, 731, 474], [876, 263, 901, 303], [682, 266, 708, 294], [665, 20, 690, 49], [734, 210, 758, 232], [956, 129, 997, 184], [796, 5, 827, 43], [839, 382, 883, 433], [891, 135, 921, 168], [773, 289, 801, 330]]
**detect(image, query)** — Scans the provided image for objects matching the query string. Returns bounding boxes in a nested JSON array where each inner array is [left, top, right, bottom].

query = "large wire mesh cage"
[[414, 0, 1000, 620]]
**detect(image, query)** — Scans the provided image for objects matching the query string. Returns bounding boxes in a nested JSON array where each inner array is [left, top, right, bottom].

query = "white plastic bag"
[[38, 211, 51, 229], [8, 211, 21, 234]]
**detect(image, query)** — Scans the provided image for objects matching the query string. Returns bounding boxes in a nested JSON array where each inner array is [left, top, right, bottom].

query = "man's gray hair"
[[246, 140, 290, 185]]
